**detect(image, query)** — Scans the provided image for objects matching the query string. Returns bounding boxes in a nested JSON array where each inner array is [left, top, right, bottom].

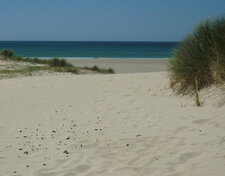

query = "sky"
[[0, 0, 224, 41]]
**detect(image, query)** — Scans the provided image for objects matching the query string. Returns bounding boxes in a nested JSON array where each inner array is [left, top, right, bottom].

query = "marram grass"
[[169, 16, 225, 95]]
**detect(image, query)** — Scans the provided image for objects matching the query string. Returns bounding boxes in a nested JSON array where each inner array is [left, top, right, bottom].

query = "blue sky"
[[0, 0, 224, 41]]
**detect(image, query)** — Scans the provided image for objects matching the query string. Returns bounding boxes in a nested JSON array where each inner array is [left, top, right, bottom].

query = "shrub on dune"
[[0, 49, 14, 57], [48, 58, 73, 67], [169, 16, 225, 95]]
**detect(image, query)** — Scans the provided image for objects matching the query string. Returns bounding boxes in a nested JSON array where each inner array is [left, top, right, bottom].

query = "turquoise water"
[[0, 41, 179, 58]]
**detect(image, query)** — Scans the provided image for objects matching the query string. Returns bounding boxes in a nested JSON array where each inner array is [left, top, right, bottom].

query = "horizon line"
[[0, 40, 180, 43]]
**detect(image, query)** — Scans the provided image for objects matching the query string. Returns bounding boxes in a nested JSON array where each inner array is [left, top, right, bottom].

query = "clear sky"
[[0, 0, 224, 41]]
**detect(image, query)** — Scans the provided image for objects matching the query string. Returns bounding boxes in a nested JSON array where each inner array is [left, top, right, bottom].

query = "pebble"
[[63, 150, 69, 154]]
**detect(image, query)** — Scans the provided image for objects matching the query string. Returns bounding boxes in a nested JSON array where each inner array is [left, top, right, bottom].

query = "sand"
[[67, 58, 168, 73], [0, 60, 225, 176]]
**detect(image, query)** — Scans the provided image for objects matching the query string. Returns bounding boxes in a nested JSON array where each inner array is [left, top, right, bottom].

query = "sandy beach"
[[0, 59, 225, 176], [67, 58, 168, 73], [1, 0, 224, 174]]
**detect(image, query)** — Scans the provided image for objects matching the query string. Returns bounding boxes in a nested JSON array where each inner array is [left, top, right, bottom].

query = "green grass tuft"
[[169, 16, 225, 95], [48, 58, 73, 67], [83, 65, 115, 74], [0, 49, 14, 57]]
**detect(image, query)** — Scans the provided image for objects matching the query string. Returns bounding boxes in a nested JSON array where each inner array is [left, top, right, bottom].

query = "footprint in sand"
[[63, 173, 77, 176], [74, 164, 91, 173], [166, 151, 201, 173], [192, 119, 211, 124], [173, 126, 187, 134], [177, 151, 201, 163]]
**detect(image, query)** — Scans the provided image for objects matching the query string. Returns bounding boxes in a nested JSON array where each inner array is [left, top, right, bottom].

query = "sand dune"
[[0, 72, 225, 176]]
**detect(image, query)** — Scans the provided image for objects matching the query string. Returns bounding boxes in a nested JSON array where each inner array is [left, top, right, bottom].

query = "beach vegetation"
[[0, 50, 115, 78], [0, 49, 14, 57], [83, 65, 115, 74], [48, 58, 73, 67], [169, 16, 225, 97]]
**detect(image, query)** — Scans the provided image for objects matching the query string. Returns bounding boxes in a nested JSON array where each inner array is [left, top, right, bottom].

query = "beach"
[[67, 58, 168, 73], [1, 0, 225, 175], [0, 59, 225, 176]]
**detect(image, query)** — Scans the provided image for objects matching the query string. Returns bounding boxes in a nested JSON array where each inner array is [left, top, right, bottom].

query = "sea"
[[0, 41, 179, 59]]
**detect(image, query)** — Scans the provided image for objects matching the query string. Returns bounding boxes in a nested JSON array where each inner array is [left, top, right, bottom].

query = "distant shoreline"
[[66, 58, 168, 74], [37, 57, 169, 59]]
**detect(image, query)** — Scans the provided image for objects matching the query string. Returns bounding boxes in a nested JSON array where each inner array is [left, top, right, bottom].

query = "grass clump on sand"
[[0, 49, 14, 57], [169, 16, 225, 100], [83, 65, 115, 74], [48, 58, 73, 67]]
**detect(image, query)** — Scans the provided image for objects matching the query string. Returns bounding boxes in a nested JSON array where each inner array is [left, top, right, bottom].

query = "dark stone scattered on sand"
[[18, 148, 23, 150], [13, 171, 17, 174], [136, 134, 142, 137], [126, 144, 130, 147], [26, 165, 29, 168], [19, 130, 22, 132], [94, 129, 98, 131], [52, 130, 56, 133], [43, 163, 46, 166], [66, 137, 70, 140], [24, 151, 28, 154], [23, 136, 27, 138], [63, 150, 69, 154]]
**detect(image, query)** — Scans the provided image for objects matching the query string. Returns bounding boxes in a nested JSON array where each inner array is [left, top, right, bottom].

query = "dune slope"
[[0, 72, 225, 176]]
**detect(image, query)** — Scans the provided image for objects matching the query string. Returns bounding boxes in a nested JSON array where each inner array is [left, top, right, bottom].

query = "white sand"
[[0, 72, 225, 176]]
